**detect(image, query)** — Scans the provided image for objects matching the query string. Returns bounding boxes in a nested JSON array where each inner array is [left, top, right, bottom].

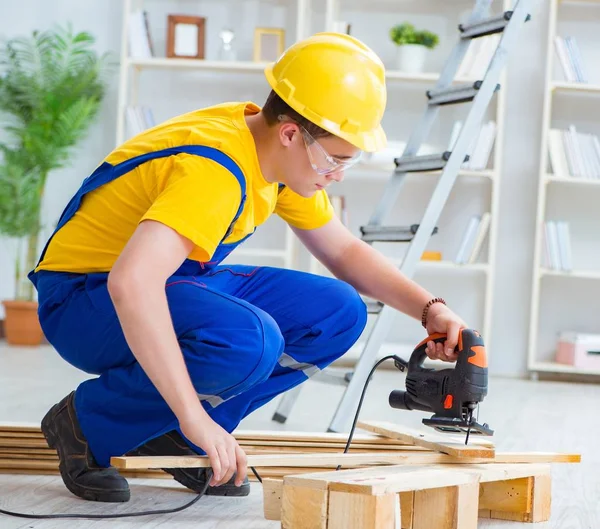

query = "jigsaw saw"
[[389, 327, 493, 445]]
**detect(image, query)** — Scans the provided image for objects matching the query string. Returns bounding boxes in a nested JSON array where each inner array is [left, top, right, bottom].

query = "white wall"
[[0, 0, 550, 377]]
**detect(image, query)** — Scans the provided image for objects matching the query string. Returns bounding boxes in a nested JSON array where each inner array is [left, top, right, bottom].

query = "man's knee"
[[184, 304, 284, 399], [320, 279, 368, 346]]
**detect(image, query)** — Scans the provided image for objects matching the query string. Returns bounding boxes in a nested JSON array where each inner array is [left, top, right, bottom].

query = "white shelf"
[[346, 165, 495, 181], [559, 0, 600, 5], [540, 268, 600, 280], [530, 361, 600, 377], [551, 81, 600, 94], [418, 260, 489, 273], [129, 58, 267, 72], [385, 71, 479, 84], [545, 174, 600, 186], [129, 57, 483, 86], [391, 259, 489, 274]]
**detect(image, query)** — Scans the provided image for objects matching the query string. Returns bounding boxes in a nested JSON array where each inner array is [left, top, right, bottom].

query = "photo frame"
[[166, 15, 206, 59], [253, 28, 285, 62]]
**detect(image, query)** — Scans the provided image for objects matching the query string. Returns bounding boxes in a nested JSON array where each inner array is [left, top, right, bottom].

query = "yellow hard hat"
[[264, 32, 387, 153]]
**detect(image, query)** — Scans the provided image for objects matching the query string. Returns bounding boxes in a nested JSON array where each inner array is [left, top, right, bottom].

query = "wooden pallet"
[[265, 462, 553, 529]]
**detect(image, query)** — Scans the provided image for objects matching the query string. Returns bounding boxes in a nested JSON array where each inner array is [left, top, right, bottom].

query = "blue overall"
[[29, 146, 368, 467]]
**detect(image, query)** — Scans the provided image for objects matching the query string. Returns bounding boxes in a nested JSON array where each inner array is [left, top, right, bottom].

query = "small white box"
[[555, 332, 600, 369]]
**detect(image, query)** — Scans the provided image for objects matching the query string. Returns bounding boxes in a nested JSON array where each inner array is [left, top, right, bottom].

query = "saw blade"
[[465, 408, 473, 445]]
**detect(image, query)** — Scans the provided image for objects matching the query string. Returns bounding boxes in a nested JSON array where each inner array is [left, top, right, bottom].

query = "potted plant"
[[0, 24, 113, 346], [390, 23, 439, 73]]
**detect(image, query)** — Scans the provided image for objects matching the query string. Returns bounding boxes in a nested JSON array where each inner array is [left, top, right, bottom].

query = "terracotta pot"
[[2, 300, 44, 346]]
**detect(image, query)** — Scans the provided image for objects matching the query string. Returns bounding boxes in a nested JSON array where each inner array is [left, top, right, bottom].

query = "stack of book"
[[448, 120, 497, 171], [554, 35, 587, 84], [128, 10, 154, 59], [543, 220, 572, 272], [456, 34, 500, 80], [126, 105, 156, 138], [547, 126, 600, 180], [453, 212, 491, 264]]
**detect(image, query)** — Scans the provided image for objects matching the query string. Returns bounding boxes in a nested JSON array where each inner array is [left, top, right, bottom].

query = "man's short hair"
[[262, 90, 332, 140]]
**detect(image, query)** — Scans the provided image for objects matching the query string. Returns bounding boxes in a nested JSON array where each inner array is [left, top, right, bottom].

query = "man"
[[29, 32, 467, 503]]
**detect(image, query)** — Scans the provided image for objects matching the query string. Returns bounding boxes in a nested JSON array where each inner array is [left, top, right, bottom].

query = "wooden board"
[[357, 420, 496, 459], [111, 450, 580, 471]]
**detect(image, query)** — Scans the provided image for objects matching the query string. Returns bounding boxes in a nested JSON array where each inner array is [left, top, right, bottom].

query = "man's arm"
[[291, 216, 466, 360], [108, 219, 247, 487]]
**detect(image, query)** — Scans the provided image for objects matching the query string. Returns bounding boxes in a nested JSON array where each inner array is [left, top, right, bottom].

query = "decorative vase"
[[2, 300, 44, 346], [396, 44, 428, 73], [218, 28, 237, 62]]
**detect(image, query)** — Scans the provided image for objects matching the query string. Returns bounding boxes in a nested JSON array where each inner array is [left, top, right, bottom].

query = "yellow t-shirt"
[[36, 101, 334, 274]]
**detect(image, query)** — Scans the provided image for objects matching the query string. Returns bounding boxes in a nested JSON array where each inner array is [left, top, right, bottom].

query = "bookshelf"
[[527, 0, 600, 377], [116, 0, 511, 354]]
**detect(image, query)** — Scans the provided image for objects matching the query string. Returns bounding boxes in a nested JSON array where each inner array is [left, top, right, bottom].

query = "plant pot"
[[396, 44, 428, 73], [2, 300, 44, 346]]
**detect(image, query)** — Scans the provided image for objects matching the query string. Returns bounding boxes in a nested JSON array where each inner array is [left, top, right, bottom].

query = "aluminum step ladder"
[[272, 0, 533, 432]]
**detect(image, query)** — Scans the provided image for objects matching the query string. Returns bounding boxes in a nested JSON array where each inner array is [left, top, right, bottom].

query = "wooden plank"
[[0, 438, 49, 449], [479, 476, 531, 513], [328, 490, 398, 529], [0, 448, 55, 455], [233, 429, 406, 445], [0, 424, 411, 447], [528, 473, 552, 522], [281, 483, 329, 529], [111, 449, 579, 471], [357, 420, 495, 459], [111, 451, 454, 470], [296, 464, 551, 496], [399, 492, 414, 529], [413, 482, 479, 529], [262, 478, 283, 521]]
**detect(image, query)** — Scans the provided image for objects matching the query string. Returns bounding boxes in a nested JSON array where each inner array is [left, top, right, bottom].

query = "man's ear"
[[279, 123, 298, 147]]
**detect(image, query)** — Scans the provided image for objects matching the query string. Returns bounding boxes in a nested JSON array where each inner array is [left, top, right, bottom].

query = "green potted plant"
[[0, 24, 113, 346], [389, 23, 440, 73]]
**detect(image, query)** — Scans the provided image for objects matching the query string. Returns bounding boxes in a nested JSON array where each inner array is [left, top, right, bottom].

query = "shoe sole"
[[41, 407, 131, 503], [164, 468, 250, 497]]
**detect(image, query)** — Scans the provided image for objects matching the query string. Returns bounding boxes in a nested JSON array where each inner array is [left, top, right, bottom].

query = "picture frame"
[[253, 28, 285, 62], [166, 15, 206, 59]]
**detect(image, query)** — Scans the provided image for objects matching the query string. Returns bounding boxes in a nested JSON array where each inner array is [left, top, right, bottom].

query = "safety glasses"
[[278, 116, 363, 175]]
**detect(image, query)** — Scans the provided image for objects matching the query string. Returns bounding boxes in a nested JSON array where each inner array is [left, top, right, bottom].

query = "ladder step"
[[459, 10, 520, 39], [394, 152, 470, 173], [363, 298, 384, 314], [426, 81, 499, 106], [360, 224, 438, 243]]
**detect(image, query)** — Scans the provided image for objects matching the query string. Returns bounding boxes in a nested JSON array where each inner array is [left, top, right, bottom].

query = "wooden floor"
[[0, 343, 598, 528]]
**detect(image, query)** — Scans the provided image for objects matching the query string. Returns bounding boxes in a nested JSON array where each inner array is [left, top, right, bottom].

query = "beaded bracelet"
[[421, 297, 446, 328]]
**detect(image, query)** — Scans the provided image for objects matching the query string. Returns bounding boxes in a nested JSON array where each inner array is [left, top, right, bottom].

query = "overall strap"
[[34, 146, 247, 270]]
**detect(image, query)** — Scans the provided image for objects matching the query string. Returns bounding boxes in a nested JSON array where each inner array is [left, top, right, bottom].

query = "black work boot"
[[126, 430, 250, 497], [41, 391, 131, 503]]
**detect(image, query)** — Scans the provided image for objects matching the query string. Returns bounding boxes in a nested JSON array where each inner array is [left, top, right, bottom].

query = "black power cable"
[[0, 470, 212, 520], [0, 355, 403, 520]]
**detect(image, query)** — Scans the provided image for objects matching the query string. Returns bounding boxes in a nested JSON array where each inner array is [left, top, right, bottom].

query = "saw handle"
[[410, 328, 487, 371], [409, 332, 448, 370]]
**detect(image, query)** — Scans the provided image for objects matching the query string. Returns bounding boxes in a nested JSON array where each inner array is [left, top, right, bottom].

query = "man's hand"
[[424, 303, 468, 362], [179, 415, 248, 488]]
